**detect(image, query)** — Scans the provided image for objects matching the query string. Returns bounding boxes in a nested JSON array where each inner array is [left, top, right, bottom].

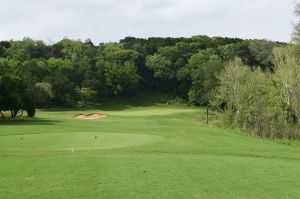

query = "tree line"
[[211, 3, 300, 140], [0, 35, 283, 118], [2, 33, 297, 140]]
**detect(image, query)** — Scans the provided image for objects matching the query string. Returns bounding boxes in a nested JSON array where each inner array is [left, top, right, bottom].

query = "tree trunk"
[[0, 111, 4, 118], [206, 104, 209, 124], [17, 110, 24, 117], [10, 110, 18, 118]]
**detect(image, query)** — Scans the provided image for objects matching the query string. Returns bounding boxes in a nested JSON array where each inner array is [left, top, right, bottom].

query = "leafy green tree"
[[212, 58, 291, 138], [274, 46, 300, 126], [0, 75, 35, 118], [213, 58, 260, 124], [102, 61, 140, 97], [82, 64, 105, 97], [158, 46, 180, 63], [12, 38, 50, 59], [48, 74, 78, 106], [44, 58, 78, 106], [188, 58, 223, 105], [4, 47, 29, 61], [34, 82, 54, 108], [57, 39, 85, 61], [79, 87, 97, 105], [0, 41, 11, 57], [179, 49, 223, 105], [146, 54, 173, 79], [96, 44, 141, 97], [217, 42, 254, 65], [18, 59, 48, 87], [190, 35, 213, 49], [0, 35, 283, 111], [145, 45, 188, 92], [248, 40, 277, 69]]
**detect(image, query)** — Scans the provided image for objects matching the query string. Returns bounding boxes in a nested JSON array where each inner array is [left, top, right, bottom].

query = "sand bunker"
[[74, 114, 107, 120]]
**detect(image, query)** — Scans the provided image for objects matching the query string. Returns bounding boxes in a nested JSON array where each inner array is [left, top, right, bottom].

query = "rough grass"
[[0, 101, 300, 198]]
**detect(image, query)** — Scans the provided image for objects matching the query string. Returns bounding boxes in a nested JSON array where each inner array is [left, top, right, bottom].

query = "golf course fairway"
[[0, 104, 300, 198]]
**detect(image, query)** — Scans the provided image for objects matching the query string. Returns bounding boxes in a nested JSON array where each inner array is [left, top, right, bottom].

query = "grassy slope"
[[0, 99, 300, 199]]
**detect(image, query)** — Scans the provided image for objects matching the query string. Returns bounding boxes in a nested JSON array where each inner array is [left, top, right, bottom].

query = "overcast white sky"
[[0, 0, 297, 44]]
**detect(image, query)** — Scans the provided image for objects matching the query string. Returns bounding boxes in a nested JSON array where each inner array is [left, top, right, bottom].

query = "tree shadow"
[[0, 118, 63, 126], [45, 92, 178, 112]]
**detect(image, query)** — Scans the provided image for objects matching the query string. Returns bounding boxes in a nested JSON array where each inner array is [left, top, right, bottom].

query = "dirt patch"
[[74, 114, 107, 120]]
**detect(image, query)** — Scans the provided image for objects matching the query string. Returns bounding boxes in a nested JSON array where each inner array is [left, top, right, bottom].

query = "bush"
[[212, 57, 298, 139]]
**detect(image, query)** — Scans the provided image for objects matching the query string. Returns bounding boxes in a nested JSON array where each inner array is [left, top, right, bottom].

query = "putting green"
[[0, 132, 164, 152]]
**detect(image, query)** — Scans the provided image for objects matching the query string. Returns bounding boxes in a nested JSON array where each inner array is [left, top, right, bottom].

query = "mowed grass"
[[1, 101, 300, 198]]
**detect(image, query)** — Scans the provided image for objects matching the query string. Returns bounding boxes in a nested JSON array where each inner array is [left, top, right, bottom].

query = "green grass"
[[1, 101, 300, 198]]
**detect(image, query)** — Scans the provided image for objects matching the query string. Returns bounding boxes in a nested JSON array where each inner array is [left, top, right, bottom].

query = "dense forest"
[[2, 3, 300, 140], [0, 36, 283, 107]]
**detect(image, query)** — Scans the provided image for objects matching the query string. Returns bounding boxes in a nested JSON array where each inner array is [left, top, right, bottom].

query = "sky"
[[0, 0, 297, 44]]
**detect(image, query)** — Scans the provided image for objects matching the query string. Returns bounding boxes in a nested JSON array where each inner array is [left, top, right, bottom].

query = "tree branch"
[[0, 111, 4, 118]]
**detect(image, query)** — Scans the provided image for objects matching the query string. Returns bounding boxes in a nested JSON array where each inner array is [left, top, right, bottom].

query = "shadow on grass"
[[0, 118, 63, 126], [45, 92, 183, 112], [44, 101, 157, 112]]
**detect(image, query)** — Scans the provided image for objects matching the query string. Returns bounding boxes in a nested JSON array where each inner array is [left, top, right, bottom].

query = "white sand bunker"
[[74, 114, 107, 120]]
